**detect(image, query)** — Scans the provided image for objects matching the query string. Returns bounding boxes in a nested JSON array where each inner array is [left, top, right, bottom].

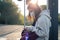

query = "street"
[[0, 25, 24, 40], [0, 25, 59, 40]]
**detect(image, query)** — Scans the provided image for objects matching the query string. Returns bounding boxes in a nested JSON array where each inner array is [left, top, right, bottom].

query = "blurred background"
[[0, 0, 59, 40], [0, 0, 24, 25], [0, 0, 48, 25]]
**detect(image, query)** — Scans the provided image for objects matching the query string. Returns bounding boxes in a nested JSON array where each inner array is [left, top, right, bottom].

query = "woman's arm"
[[32, 17, 50, 37]]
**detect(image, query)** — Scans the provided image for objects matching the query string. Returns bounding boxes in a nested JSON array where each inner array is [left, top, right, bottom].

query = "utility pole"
[[48, 0, 58, 40]]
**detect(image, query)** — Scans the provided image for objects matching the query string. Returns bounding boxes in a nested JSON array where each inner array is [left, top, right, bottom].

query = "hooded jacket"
[[26, 9, 51, 40]]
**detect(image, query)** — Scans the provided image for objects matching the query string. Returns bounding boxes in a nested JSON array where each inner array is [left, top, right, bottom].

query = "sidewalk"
[[0, 25, 24, 37]]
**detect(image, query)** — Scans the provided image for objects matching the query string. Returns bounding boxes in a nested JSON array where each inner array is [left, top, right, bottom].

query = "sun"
[[12, 0, 48, 16], [29, 0, 47, 6], [30, 0, 37, 4]]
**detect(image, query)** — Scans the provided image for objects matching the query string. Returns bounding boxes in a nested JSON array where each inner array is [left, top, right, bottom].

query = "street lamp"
[[18, 0, 22, 1]]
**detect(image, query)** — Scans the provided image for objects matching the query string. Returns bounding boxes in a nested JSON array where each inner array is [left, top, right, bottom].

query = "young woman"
[[20, 3, 51, 40]]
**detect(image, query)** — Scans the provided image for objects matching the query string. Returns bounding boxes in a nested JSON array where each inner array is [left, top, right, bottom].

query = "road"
[[0, 25, 24, 40], [0, 25, 60, 40]]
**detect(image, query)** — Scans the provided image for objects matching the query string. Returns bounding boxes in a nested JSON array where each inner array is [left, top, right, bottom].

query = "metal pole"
[[24, 0, 26, 28], [48, 0, 58, 40]]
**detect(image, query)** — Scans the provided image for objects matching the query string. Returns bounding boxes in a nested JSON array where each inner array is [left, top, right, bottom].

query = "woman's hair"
[[34, 5, 41, 20], [26, 0, 31, 4], [27, 4, 41, 22]]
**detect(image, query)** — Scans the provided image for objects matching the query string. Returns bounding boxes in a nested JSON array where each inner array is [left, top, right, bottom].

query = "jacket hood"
[[40, 9, 51, 20]]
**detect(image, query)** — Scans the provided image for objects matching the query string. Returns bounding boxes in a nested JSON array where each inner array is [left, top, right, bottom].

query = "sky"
[[12, 0, 48, 16], [12, 0, 60, 16]]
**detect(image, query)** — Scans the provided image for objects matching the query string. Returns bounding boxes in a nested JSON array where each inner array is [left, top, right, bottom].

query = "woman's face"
[[27, 3, 37, 12], [27, 3, 41, 20]]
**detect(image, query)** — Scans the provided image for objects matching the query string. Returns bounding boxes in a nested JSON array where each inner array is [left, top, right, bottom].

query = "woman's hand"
[[24, 27, 31, 31], [24, 26, 34, 32]]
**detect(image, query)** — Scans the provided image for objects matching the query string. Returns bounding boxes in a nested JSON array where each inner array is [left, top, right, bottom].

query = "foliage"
[[0, 1, 24, 25], [58, 14, 60, 24]]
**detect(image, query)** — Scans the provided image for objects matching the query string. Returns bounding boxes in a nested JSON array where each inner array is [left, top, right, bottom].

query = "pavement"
[[0, 25, 60, 40], [0, 25, 24, 40]]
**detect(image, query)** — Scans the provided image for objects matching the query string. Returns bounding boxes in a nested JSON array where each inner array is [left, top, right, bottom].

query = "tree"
[[0, 1, 24, 25], [58, 14, 60, 24]]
